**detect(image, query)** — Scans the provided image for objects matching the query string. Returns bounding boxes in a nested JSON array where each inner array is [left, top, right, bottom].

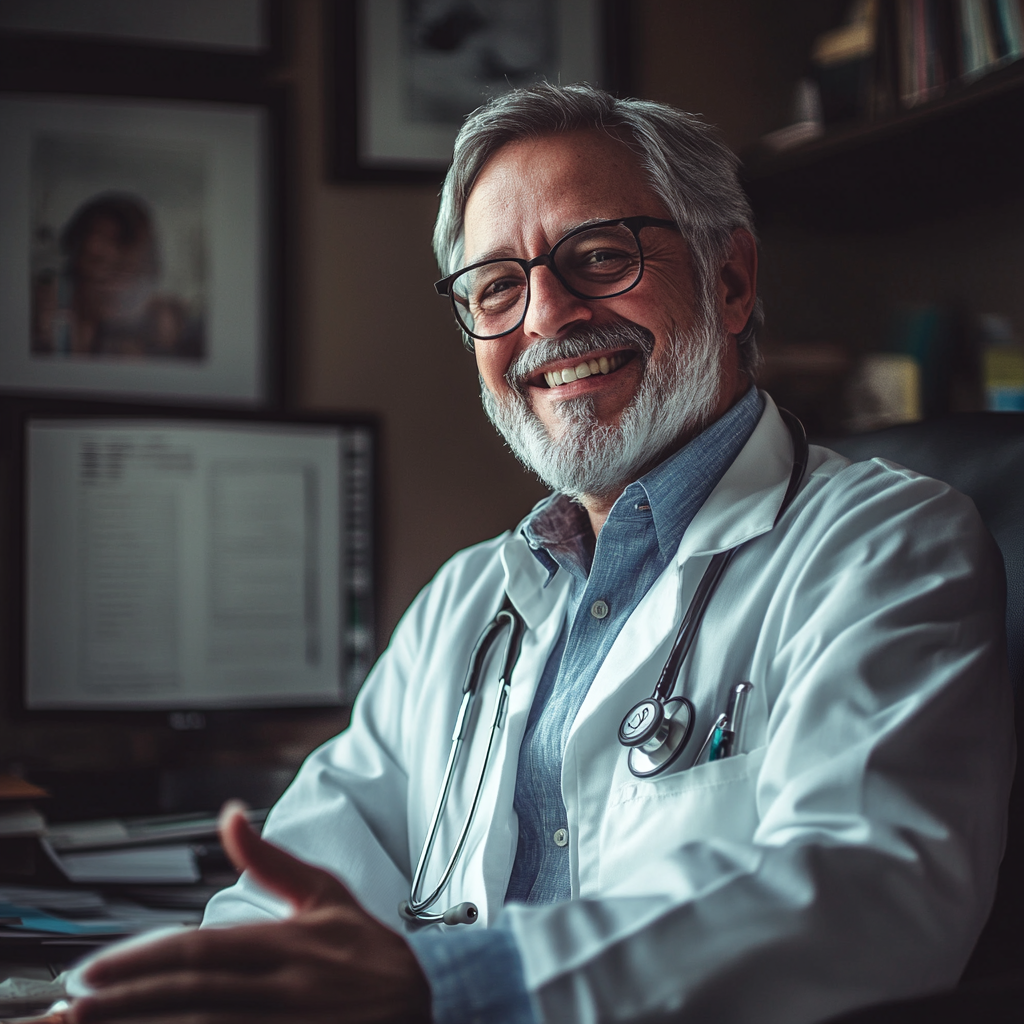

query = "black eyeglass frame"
[[434, 216, 681, 343]]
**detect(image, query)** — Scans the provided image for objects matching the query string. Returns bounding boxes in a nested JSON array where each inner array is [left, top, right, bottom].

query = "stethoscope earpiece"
[[442, 902, 479, 926]]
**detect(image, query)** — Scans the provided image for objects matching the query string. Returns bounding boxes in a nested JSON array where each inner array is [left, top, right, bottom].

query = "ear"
[[717, 228, 758, 338]]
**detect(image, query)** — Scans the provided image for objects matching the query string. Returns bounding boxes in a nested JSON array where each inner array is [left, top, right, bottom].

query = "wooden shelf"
[[743, 60, 1024, 231]]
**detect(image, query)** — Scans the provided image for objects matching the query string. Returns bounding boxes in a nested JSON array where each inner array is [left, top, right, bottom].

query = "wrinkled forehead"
[[462, 129, 662, 264]]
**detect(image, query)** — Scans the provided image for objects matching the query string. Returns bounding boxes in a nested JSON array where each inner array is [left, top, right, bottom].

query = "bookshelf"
[[743, 59, 1024, 231]]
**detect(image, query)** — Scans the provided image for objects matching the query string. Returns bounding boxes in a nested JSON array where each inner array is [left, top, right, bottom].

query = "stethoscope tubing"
[[404, 607, 523, 920], [648, 410, 807, 708]]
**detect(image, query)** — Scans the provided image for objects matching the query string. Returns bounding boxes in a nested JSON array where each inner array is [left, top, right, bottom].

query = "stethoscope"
[[399, 410, 808, 926]]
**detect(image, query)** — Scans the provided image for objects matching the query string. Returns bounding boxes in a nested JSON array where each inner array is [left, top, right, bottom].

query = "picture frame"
[[326, 0, 633, 183], [0, 93, 274, 405], [0, 0, 279, 56]]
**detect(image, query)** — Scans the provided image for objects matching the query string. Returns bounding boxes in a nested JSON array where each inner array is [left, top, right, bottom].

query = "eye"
[[464, 263, 526, 314], [560, 243, 637, 282], [580, 246, 632, 268]]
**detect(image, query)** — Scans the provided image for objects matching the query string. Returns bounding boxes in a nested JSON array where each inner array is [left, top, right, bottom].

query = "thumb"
[[218, 800, 352, 913]]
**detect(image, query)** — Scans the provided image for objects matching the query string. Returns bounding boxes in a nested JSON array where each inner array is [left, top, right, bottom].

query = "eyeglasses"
[[434, 216, 680, 343]]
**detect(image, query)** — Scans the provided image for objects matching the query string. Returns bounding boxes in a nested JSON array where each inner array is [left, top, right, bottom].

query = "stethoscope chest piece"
[[619, 696, 695, 778]]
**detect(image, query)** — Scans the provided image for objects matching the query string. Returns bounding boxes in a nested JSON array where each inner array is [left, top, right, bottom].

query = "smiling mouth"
[[538, 352, 632, 389]]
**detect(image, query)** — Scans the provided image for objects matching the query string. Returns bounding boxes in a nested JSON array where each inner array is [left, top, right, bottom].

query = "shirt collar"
[[520, 385, 764, 577], [636, 384, 764, 560]]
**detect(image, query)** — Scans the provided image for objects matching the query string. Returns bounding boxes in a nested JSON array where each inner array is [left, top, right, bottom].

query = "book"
[[0, 805, 46, 838], [0, 775, 48, 801]]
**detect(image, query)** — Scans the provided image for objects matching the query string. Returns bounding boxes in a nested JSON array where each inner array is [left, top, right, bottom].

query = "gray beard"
[[480, 315, 724, 502]]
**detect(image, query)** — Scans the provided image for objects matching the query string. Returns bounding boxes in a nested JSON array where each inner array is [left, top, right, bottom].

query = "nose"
[[520, 264, 594, 341]]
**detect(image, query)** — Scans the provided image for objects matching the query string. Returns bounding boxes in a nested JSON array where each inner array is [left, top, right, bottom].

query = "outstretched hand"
[[68, 802, 431, 1024]]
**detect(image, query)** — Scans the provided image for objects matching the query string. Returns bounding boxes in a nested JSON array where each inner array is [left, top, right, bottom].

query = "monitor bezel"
[[1, 390, 380, 726]]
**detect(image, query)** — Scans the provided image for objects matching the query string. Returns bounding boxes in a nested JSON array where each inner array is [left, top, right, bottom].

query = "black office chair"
[[821, 412, 1024, 1022]]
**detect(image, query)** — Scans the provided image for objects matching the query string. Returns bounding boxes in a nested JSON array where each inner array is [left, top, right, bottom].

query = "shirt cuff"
[[407, 924, 538, 1024]]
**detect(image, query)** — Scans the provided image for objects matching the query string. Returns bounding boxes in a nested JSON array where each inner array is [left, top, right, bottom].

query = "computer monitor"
[[3, 395, 376, 716]]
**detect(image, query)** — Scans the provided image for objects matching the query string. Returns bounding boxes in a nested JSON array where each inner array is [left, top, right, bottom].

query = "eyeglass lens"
[[451, 222, 644, 339]]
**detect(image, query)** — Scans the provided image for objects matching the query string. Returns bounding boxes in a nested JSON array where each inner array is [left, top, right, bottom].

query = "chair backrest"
[[826, 412, 1024, 982]]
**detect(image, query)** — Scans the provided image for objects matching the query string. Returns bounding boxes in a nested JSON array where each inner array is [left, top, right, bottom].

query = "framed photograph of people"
[[0, 94, 270, 403], [327, 0, 631, 182]]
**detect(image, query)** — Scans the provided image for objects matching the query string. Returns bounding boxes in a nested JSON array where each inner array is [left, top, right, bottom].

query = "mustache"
[[504, 321, 657, 393]]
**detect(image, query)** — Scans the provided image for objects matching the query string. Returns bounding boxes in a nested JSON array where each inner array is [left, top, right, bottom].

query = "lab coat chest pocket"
[[597, 746, 766, 892]]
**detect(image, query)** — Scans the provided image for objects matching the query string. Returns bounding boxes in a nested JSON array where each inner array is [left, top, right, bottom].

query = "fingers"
[[217, 802, 350, 912], [83, 923, 290, 988], [71, 970, 282, 1022]]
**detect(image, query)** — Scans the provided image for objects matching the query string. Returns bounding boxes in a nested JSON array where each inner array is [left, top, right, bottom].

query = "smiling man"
[[69, 85, 1013, 1024]]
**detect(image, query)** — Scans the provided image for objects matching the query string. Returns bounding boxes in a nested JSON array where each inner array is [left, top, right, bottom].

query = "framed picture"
[[0, 0, 276, 55], [0, 94, 272, 404], [327, 0, 632, 182]]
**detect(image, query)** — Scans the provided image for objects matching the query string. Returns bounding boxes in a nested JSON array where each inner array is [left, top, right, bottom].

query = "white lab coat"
[[205, 395, 1015, 1024]]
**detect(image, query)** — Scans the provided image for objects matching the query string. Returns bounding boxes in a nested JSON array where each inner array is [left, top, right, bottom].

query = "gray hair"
[[433, 83, 762, 378]]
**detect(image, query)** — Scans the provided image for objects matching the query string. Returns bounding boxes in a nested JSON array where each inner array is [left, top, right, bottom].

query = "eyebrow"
[[463, 217, 617, 267]]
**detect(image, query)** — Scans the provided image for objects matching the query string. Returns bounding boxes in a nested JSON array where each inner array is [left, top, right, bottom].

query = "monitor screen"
[[10, 400, 375, 712]]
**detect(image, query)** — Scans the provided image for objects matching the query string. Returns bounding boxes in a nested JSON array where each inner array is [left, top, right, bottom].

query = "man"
[[68, 85, 1013, 1024]]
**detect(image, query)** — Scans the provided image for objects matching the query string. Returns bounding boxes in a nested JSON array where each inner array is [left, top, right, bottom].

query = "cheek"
[[475, 347, 513, 393]]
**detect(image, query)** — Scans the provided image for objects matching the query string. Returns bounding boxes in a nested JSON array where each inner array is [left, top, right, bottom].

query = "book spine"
[[988, 0, 1012, 54], [870, 0, 903, 116], [899, 0, 918, 101], [999, 0, 1024, 55], [924, 0, 945, 94], [978, 0, 1000, 64], [961, 0, 986, 74], [936, 0, 962, 82], [916, 0, 930, 97]]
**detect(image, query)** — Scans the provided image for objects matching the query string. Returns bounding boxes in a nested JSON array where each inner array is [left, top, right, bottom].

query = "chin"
[[482, 315, 726, 502]]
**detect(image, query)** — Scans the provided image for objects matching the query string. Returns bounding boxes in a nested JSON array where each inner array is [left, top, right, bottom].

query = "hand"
[[68, 802, 431, 1024]]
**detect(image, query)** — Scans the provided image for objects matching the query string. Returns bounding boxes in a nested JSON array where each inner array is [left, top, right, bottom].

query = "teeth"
[[543, 353, 624, 387]]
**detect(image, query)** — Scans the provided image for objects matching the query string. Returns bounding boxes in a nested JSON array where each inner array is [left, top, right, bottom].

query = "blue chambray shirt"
[[409, 386, 765, 1024]]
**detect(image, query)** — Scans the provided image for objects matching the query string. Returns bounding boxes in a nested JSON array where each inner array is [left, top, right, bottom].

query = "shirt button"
[[553, 828, 569, 847], [590, 599, 609, 620]]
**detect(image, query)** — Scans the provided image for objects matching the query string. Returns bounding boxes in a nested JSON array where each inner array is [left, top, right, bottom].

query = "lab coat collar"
[[501, 530, 572, 630], [673, 392, 794, 562]]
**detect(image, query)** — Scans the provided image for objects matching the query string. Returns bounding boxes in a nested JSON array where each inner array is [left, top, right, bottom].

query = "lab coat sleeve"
[[501, 461, 1014, 1023]]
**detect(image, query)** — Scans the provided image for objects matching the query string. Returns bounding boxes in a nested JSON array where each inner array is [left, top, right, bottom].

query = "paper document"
[[43, 842, 200, 884]]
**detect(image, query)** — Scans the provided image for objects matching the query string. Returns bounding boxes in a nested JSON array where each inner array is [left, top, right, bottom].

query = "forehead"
[[462, 129, 666, 261]]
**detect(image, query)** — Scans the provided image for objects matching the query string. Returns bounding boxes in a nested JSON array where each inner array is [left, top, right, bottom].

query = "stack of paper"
[[40, 808, 266, 885], [0, 774, 49, 839]]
